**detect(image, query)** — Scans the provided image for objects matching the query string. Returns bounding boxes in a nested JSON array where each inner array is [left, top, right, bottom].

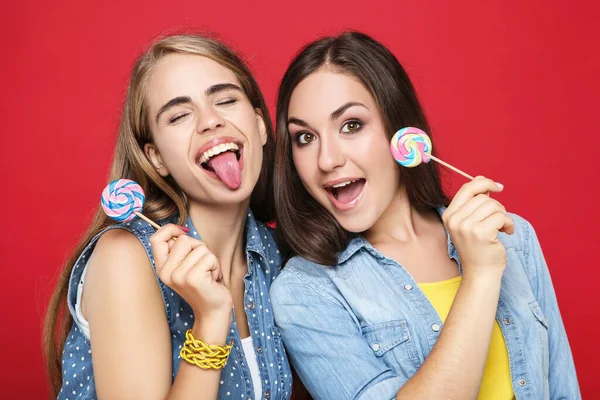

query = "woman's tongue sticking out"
[[207, 151, 242, 190]]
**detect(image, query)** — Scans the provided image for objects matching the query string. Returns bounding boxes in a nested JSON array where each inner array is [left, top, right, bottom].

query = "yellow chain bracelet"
[[180, 329, 234, 370]]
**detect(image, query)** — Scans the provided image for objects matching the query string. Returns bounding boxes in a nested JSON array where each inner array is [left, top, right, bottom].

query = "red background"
[[1, 0, 598, 397]]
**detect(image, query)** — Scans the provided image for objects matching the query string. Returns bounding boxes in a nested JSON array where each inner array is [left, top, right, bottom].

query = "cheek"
[[373, 153, 400, 182], [237, 111, 265, 150], [374, 158, 401, 197], [153, 134, 190, 170], [357, 132, 400, 182], [159, 138, 183, 157], [355, 133, 393, 167], [236, 104, 259, 130]]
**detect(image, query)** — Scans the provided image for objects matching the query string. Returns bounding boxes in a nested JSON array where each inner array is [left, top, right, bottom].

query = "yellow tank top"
[[419, 276, 514, 399]]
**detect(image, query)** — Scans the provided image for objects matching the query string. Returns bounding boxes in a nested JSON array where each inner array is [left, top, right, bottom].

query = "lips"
[[197, 142, 240, 165], [323, 178, 366, 211], [195, 136, 242, 165]]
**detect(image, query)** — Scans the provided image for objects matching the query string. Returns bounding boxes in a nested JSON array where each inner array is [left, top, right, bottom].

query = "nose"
[[196, 106, 225, 133], [317, 134, 346, 172]]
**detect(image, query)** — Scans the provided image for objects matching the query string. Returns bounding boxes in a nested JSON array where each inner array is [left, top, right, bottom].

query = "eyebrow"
[[155, 83, 243, 123], [287, 117, 310, 128], [205, 83, 242, 96], [330, 101, 368, 121], [287, 101, 368, 130]]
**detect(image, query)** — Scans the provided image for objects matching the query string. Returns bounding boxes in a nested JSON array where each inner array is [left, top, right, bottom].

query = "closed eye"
[[216, 98, 239, 106], [169, 112, 190, 124]]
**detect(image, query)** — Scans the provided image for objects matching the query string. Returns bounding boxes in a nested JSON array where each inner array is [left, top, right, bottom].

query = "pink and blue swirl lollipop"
[[390, 127, 475, 180], [101, 179, 147, 223], [390, 127, 432, 167]]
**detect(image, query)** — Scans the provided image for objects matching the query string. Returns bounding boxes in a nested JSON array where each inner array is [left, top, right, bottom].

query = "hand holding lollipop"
[[101, 182, 230, 348]]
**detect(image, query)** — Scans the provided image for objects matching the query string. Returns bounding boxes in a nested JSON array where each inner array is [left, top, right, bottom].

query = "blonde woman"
[[44, 34, 292, 400]]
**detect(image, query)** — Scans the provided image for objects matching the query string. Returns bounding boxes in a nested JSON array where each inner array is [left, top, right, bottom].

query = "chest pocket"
[[361, 320, 421, 377], [529, 300, 549, 377]]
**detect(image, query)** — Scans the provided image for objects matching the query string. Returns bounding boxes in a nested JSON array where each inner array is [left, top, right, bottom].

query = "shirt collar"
[[242, 209, 269, 260]]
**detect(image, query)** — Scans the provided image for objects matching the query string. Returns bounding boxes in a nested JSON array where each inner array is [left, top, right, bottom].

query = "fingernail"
[[180, 226, 190, 233], [495, 182, 504, 189]]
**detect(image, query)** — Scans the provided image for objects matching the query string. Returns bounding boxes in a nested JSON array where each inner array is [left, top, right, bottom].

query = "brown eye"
[[341, 120, 362, 133], [297, 132, 316, 145]]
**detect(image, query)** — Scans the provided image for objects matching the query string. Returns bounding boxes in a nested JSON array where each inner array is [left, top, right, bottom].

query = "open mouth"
[[195, 141, 244, 190], [324, 178, 366, 211]]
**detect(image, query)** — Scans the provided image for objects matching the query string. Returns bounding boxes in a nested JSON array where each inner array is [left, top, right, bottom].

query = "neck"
[[187, 199, 250, 284], [363, 187, 439, 245]]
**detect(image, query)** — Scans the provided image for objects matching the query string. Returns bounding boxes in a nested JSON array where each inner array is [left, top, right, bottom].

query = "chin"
[[336, 214, 376, 234], [208, 190, 253, 207]]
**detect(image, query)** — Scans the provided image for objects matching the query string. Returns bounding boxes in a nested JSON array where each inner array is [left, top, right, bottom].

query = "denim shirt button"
[[371, 343, 380, 352], [247, 302, 255, 310], [518, 379, 527, 387], [431, 323, 441, 332], [256, 346, 263, 353], [503, 317, 511, 325], [264, 390, 271, 399], [404, 284, 413, 291]]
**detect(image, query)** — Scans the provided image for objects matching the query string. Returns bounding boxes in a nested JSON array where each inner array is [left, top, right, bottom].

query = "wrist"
[[191, 310, 231, 345], [461, 266, 505, 285]]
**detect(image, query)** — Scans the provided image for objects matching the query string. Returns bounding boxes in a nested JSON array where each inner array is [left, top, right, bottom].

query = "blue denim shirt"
[[60, 209, 292, 400], [271, 211, 580, 400]]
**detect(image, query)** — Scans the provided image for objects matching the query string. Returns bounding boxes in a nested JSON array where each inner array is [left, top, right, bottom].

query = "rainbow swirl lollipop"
[[390, 127, 475, 180], [390, 127, 432, 167], [101, 179, 145, 223]]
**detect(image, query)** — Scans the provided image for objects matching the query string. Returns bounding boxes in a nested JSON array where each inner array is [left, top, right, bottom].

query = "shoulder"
[[499, 213, 549, 293], [84, 227, 158, 307], [271, 256, 338, 304], [94, 227, 150, 265], [281, 255, 337, 281], [498, 212, 534, 253]]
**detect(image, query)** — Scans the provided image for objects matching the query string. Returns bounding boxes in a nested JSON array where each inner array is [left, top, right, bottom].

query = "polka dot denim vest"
[[59, 209, 292, 400]]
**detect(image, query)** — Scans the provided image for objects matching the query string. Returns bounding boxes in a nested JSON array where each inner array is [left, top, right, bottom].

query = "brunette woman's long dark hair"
[[274, 31, 449, 265]]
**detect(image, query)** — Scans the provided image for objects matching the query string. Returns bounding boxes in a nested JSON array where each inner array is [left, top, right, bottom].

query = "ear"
[[255, 109, 268, 146], [144, 143, 170, 177]]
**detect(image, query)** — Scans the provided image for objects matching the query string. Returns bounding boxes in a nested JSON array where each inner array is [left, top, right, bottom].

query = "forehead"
[[288, 70, 375, 118], [146, 54, 241, 105]]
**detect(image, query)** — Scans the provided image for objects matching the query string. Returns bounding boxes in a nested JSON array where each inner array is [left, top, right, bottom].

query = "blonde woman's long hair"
[[42, 33, 276, 397]]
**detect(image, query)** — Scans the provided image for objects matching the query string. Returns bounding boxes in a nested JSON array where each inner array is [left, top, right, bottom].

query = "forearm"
[[167, 313, 231, 400], [396, 271, 503, 399]]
